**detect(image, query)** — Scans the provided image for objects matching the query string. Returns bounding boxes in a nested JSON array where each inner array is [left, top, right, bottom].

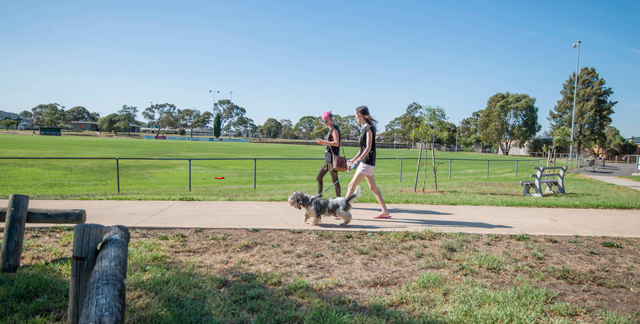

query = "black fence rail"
[[1, 157, 548, 193]]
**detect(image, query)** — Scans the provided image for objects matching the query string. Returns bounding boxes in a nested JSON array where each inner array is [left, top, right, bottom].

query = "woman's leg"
[[317, 165, 329, 196], [345, 172, 366, 198], [364, 175, 390, 216], [329, 170, 341, 197]]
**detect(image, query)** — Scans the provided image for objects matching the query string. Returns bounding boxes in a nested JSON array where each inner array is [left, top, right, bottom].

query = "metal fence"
[[1, 156, 548, 193]]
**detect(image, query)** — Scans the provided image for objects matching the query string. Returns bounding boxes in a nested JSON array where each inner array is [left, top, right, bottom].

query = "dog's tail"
[[345, 185, 361, 203]]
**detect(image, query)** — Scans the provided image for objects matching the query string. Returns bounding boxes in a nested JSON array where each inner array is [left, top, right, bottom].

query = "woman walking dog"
[[315, 111, 341, 197], [344, 106, 391, 219]]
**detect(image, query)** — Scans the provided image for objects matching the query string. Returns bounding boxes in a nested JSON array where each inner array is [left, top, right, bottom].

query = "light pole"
[[455, 121, 460, 153], [394, 131, 397, 149], [569, 40, 581, 168], [230, 91, 233, 102], [209, 90, 219, 111]]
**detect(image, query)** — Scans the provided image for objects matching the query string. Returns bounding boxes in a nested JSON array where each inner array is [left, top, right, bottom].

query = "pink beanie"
[[322, 111, 333, 120]]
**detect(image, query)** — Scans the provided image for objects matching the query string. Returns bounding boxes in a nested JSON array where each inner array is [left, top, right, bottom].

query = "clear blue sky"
[[1, 1, 638, 137]]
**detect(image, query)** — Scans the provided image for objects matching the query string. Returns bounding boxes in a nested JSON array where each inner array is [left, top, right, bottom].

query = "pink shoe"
[[374, 214, 391, 219]]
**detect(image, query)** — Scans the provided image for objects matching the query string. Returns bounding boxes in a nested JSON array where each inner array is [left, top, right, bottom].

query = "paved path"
[[2, 199, 639, 238]]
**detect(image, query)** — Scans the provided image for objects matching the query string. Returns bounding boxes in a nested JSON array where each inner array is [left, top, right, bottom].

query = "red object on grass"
[[215, 177, 225, 179]]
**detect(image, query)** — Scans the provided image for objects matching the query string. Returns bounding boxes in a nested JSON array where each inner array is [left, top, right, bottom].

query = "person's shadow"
[[351, 207, 512, 229]]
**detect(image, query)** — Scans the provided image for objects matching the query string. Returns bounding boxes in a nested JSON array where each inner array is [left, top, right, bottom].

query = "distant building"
[[0, 110, 20, 121], [129, 124, 141, 133], [72, 121, 99, 131]]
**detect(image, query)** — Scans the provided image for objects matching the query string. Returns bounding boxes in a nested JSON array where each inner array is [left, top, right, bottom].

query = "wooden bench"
[[520, 166, 567, 197]]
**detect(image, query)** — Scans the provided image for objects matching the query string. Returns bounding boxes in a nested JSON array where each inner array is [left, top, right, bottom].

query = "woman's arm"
[[315, 128, 339, 147]]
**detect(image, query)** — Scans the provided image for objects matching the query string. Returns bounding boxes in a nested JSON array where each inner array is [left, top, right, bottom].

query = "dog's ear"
[[295, 195, 303, 209]]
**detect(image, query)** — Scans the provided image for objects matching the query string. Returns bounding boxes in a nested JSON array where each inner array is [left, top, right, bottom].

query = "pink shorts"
[[355, 162, 375, 176]]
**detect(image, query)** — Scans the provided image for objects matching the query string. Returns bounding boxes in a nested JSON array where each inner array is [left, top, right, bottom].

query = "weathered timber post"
[[80, 225, 130, 324], [68, 224, 105, 324], [0, 208, 86, 224], [1, 194, 29, 273]]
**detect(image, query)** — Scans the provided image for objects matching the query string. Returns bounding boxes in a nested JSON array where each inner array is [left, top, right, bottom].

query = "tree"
[[340, 115, 360, 140], [603, 126, 637, 157], [384, 102, 424, 144], [213, 113, 222, 138], [1, 119, 19, 130], [66, 106, 92, 122], [117, 105, 138, 136], [294, 116, 318, 140], [458, 111, 482, 148], [178, 109, 203, 137], [548, 67, 616, 156], [90, 112, 100, 122], [261, 118, 282, 138], [142, 103, 178, 135], [19, 110, 32, 118], [478, 92, 541, 155], [279, 119, 294, 139], [31, 103, 66, 127], [97, 113, 121, 135], [230, 116, 254, 137], [213, 100, 246, 132], [415, 106, 448, 191]]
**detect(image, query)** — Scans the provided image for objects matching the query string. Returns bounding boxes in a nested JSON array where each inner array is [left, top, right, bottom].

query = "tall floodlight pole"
[[209, 90, 219, 111], [569, 40, 581, 168], [455, 121, 460, 153], [230, 91, 233, 102]]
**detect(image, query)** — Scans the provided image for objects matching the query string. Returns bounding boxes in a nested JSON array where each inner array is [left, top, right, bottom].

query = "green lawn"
[[1, 135, 639, 208]]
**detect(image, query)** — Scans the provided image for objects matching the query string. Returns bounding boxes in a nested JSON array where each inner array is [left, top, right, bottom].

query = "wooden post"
[[68, 224, 105, 324], [80, 225, 130, 324], [0, 208, 86, 224], [1, 194, 30, 273]]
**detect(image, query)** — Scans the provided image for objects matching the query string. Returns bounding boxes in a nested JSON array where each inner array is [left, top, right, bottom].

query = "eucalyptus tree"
[[478, 92, 541, 155], [66, 106, 92, 122], [294, 116, 318, 140], [178, 108, 203, 137], [261, 118, 283, 138], [19, 110, 32, 118], [385, 102, 424, 144], [117, 105, 138, 136], [279, 119, 294, 139], [213, 99, 246, 132], [142, 103, 178, 135], [548, 67, 616, 155], [231, 116, 255, 138], [31, 103, 66, 127]]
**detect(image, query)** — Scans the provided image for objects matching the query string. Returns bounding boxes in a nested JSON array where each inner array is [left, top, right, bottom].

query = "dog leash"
[[318, 162, 358, 197]]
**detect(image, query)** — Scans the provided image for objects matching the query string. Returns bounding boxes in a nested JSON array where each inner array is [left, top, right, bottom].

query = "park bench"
[[586, 156, 605, 171], [520, 166, 567, 197]]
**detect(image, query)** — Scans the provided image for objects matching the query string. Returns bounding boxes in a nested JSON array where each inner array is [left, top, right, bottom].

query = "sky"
[[1, 0, 639, 137]]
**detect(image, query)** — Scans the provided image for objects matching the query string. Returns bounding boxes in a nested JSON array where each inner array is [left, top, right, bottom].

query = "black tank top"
[[324, 125, 341, 162], [359, 124, 376, 166]]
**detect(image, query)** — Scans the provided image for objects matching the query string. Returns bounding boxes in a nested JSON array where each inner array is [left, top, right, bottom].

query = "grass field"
[[2, 227, 638, 323], [1, 134, 639, 209]]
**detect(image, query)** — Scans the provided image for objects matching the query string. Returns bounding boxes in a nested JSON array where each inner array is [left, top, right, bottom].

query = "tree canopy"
[[548, 67, 616, 155], [478, 92, 541, 155], [31, 103, 66, 127], [213, 100, 246, 132], [66, 106, 92, 122]]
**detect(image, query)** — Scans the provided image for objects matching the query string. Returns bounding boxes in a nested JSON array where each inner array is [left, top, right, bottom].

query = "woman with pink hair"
[[315, 111, 342, 197]]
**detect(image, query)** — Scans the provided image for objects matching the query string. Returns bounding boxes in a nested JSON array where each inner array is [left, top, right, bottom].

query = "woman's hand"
[[316, 138, 324, 145]]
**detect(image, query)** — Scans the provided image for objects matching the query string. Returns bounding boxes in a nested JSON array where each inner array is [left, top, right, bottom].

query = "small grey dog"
[[288, 186, 361, 226]]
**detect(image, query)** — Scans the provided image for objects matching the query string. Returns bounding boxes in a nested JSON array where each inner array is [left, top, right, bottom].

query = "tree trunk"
[[422, 141, 428, 191], [432, 137, 438, 191]]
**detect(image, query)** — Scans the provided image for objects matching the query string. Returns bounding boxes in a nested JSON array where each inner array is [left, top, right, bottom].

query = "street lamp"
[[569, 40, 581, 168], [209, 90, 219, 110]]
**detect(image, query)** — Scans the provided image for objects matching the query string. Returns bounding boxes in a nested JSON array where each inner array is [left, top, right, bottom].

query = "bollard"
[[68, 224, 105, 324]]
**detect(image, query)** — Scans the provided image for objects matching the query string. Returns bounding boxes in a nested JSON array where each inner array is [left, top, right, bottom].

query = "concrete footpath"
[[2, 199, 639, 238]]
